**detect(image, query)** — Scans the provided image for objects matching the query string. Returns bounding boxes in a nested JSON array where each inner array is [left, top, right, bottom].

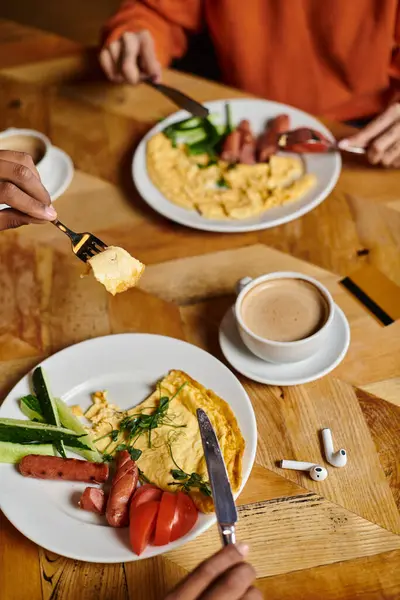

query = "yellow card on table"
[[340, 265, 400, 326]]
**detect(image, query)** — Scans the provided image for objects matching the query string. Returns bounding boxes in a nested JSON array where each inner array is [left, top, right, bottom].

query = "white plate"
[[219, 305, 350, 386], [132, 98, 341, 233], [0, 334, 256, 563]]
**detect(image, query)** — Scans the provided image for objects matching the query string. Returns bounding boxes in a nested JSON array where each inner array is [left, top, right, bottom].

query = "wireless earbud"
[[279, 460, 328, 481], [321, 428, 347, 467]]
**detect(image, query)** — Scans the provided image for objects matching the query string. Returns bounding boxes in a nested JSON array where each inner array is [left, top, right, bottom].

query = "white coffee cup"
[[0, 128, 52, 174], [235, 272, 335, 364]]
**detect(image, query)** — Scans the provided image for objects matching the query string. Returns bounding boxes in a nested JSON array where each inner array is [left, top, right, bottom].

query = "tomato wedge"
[[153, 492, 178, 546], [130, 484, 163, 514], [129, 500, 160, 556], [170, 491, 198, 542]]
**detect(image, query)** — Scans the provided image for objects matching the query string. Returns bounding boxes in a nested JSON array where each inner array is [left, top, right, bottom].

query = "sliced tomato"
[[130, 484, 163, 514], [129, 500, 160, 556], [170, 491, 198, 542], [153, 492, 178, 546]]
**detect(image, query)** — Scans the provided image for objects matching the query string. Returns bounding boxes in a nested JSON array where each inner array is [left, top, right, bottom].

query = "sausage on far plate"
[[221, 129, 241, 163], [257, 114, 290, 162], [238, 119, 256, 164], [106, 450, 138, 527], [19, 455, 109, 483]]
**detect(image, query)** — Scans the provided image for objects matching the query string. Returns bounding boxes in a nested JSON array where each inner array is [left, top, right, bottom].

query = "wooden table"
[[0, 20, 399, 600]]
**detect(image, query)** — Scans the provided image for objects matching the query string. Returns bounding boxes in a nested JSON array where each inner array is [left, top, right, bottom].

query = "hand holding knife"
[[197, 408, 238, 546]]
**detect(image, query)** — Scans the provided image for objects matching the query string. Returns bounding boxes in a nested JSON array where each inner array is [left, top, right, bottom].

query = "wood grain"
[[256, 550, 400, 600], [168, 493, 400, 577], [39, 549, 128, 600], [357, 388, 400, 509], [246, 377, 400, 534], [0, 512, 42, 600]]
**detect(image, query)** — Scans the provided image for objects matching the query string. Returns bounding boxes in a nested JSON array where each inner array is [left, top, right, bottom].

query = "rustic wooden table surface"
[[0, 19, 399, 600]]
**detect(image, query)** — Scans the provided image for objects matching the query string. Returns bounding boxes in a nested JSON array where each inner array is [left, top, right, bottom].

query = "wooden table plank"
[[0, 513, 42, 600], [256, 550, 400, 600], [0, 19, 81, 69]]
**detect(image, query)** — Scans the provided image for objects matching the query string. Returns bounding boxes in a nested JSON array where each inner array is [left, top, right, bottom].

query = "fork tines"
[[75, 234, 108, 263]]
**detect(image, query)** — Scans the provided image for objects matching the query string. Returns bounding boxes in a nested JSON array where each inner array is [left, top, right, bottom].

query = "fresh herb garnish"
[[114, 443, 143, 461], [118, 383, 187, 449], [168, 444, 212, 497], [216, 177, 228, 189], [102, 453, 114, 463]]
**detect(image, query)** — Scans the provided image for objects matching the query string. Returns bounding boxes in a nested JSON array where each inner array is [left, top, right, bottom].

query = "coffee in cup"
[[235, 272, 335, 363], [0, 129, 51, 167], [0, 133, 46, 165], [240, 278, 330, 343]]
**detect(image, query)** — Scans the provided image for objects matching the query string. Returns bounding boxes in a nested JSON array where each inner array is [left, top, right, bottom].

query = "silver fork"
[[52, 219, 108, 262]]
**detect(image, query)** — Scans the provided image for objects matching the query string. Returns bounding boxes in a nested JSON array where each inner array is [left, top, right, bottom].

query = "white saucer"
[[219, 304, 350, 386], [37, 146, 74, 202]]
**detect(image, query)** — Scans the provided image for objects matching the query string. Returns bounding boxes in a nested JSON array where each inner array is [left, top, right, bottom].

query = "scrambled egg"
[[85, 370, 245, 513], [88, 246, 145, 295], [147, 132, 317, 220]]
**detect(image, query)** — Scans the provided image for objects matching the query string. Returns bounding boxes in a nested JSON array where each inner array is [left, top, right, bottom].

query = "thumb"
[[342, 104, 400, 148], [0, 208, 47, 231]]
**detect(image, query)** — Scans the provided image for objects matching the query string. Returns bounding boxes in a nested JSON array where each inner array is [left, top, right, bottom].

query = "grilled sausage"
[[238, 119, 256, 164], [106, 450, 138, 527], [79, 487, 107, 514], [221, 129, 241, 162], [257, 114, 290, 162], [19, 455, 109, 483]]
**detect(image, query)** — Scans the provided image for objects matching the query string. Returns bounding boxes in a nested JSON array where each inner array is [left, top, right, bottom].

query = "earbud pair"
[[280, 428, 347, 481]]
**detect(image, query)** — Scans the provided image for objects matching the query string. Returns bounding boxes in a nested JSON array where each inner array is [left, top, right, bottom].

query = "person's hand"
[[165, 543, 262, 600], [343, 103, 400, 167], [99, 31, 162, 85], [0, 150, 57, 231]]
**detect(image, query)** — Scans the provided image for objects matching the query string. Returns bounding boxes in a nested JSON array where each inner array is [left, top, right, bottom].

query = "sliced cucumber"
[[55, 398, 101, 462], [0, 441, 55, 464], [32, 367, 66, 458], [0, 418, 90, 450], [20, 395, 44, 422], [224, 102, 233, 135]]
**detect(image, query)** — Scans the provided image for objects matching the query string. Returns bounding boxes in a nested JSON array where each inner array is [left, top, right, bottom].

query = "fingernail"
[[44, 205, 57, 220], [236, 543, 249, 557]]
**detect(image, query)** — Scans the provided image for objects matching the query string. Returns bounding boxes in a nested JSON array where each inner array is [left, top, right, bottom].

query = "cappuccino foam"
[[241, 278, 329, 342]]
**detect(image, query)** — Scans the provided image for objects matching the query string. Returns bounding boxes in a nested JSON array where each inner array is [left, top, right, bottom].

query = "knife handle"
[[219, 523, 236, 546]]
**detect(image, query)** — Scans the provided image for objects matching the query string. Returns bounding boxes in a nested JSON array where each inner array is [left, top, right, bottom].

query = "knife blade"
[[145, 80, 209, 119], [197, 408, 237, 546]]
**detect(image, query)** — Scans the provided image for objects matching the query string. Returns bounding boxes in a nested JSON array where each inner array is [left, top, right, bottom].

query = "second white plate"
[[132, 98, 341, 233]]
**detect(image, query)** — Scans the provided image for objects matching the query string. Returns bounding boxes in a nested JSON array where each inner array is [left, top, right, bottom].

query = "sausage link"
[[79, 487, 106, 514], [19, 455, 109, 483], [237, 120, 256, 164], [106, 450, 138, 528], [257, 114, 290, 162], [221, 129, 241, 163]]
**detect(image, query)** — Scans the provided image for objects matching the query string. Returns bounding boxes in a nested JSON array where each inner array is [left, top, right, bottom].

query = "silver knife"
[[145, 79, 209, 119], [197, 408, 238, 546]]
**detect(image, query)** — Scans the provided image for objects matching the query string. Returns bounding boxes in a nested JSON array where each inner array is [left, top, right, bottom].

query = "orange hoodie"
[[103, 0, 400, 121]]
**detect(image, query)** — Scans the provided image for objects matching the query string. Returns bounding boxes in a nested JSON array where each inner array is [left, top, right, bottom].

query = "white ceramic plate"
[[132, 98, 341, 233], [0, 334, 256, 563]]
